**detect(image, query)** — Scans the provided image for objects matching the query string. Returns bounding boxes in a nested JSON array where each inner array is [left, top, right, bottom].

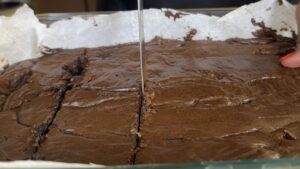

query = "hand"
[[280, 52, 300, 68], [280, 4, 300, 68]]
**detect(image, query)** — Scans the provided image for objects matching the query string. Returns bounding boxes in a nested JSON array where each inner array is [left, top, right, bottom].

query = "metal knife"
[[137, 0, 146, 95]]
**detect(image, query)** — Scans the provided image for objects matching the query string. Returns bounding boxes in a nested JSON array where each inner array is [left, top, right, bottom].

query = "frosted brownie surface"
[[0, 37, 299, 165]]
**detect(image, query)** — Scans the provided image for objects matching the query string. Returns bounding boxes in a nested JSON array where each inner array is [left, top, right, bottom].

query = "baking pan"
[[7, 8, 299, 169]]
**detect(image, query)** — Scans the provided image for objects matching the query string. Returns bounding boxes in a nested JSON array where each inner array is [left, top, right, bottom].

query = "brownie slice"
[[136, 39, 300, 164], [37, 45, 141, 165], [0, 49, 86, 160]]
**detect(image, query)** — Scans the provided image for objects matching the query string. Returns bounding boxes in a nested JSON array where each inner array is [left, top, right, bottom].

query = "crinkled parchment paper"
[[0, 0, 296, 69]]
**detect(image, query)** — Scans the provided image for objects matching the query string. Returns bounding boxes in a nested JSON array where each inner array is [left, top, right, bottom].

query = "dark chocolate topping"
[[0, 37, 299, 165]]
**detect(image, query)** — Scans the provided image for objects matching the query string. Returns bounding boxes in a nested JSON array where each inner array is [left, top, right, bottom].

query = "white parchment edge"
[[0, 0, 296, 69]]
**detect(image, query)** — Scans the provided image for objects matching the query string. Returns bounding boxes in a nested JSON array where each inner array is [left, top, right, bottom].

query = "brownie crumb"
[[184, 29, 197, 41], [164, 10, 188, 21], [207, 37, 213, 41], [251, 18, 296, 47], [251, 18, 278, 41]]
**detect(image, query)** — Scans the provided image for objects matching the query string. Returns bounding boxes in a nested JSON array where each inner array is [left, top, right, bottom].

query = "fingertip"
[[281, 58, 291, 68], [280, 52, 300, 68], [280, 52, 295, 62]]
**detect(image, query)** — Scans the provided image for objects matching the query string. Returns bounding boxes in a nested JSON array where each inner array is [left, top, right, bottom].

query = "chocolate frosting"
[[0, 37, 299, 165]]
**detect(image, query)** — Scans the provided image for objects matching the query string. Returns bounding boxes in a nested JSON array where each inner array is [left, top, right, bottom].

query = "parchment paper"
[[0, 0, 296, 69]]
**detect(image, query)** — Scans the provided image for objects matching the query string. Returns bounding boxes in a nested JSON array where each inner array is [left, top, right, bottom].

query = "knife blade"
[[137, 0, 146, 95]]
